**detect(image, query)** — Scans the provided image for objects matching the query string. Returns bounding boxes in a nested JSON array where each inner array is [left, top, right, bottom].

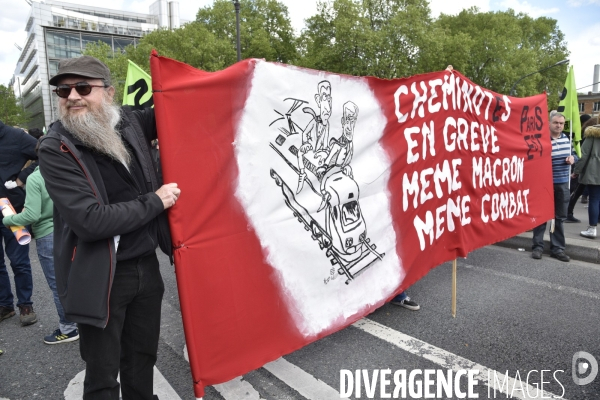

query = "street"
[[1, 242, 599, 400]]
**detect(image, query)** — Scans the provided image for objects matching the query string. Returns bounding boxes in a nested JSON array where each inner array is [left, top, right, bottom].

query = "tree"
[[85, 0, 569, 110], [0, 85, 29, 127], [196, 0, 298, 64], [432, 8, 569, 107], [296, 2, 568, 107], [298, 0, 434, 79], [128, 23, 235, 72], [83, 42, 129, 102]]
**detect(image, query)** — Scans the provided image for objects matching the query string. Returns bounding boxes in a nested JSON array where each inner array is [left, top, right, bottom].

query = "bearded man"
[[38, 56, 180, 399]]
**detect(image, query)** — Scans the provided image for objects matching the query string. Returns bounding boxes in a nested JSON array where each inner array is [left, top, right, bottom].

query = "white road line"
[[354, 318, 567, 400], [263, 357, 341, 400], [64, 367, 182, 400], [187, 344, 340, 400], [154, 367, 183, 400], [213, 377, 265, 400], [462, 263, 600, 300], [210, 357, 341, 400]]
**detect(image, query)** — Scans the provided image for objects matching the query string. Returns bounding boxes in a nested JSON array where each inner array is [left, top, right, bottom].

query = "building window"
[[67, 18, 80, 30], [53, 15, 66, 28], [82, 34, 113, 50], [114, 37, 134, 53], [594, 102, 600, 112], [22, 65, 38, 85], [579, 103, 585, 112], [48, 60, 60, 78], [46, 31, 82, 59]]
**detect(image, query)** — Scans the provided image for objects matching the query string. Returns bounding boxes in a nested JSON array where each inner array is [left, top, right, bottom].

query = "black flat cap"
[[49, 56, 111, 86]]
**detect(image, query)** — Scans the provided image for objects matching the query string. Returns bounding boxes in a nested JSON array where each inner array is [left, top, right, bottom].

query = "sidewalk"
[[495, 197, 600, 264]]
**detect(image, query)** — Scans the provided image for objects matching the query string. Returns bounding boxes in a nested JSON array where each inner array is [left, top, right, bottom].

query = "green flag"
[[557, 65, 581, 156], [123, 60, 153, 109]]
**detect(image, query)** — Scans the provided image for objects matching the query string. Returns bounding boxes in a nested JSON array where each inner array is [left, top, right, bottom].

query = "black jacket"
[[38, 107, 172, 328], [0, 121, 37, 212]]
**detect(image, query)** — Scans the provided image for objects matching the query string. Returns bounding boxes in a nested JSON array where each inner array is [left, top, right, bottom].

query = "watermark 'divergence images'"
[[339, 351, 598, 399]]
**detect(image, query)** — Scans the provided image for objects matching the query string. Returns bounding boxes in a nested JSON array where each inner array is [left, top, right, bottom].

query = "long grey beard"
[[59, 96, 131, 166]]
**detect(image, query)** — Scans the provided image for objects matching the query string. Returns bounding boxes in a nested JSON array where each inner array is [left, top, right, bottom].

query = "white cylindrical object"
[[169, 1, 180, 29], [1, 205, 14, 217], [593, 64, 599, 93], [150, 0, 169, 29]]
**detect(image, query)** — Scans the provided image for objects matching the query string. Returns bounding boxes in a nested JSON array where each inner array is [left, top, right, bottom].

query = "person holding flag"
[[566, 114, 593, 223]]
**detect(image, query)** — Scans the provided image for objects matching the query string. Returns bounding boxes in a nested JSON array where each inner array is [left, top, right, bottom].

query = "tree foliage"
[[81, 0, 569, 105], [128, 23, 236, 72], [196, 0, 298, 64], [0, 84, 29, 127], [83, 42, 129, 102], [433, 8, 568, 108], [297, 0, 434, 79]]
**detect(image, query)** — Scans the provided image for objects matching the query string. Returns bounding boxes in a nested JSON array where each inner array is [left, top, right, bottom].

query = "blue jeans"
[[0, 224, 33, 308], [392, 291, 407, 302], [587, 185, 600, 226], [36, 233, 76, 334], [79, 253, 164, 400]]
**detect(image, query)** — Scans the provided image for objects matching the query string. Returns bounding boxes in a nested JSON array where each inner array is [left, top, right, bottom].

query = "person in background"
[[2, 139, 79, 344], [573, 117, 600, 238], [28, 128, 43, 140], [390, 291, 420, 311], [566, 114, 593, 223], [531, 111, 577, 262], [0, 120, 37, 326]]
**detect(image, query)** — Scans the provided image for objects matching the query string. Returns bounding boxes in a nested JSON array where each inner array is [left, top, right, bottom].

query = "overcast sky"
[[0, 0, 599, 90]]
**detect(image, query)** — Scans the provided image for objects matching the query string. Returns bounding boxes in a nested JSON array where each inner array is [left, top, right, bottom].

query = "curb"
[[496, 233, 600, 264]]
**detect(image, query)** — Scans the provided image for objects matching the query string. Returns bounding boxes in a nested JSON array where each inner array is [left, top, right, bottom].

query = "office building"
[[13, 0, 180, 129]]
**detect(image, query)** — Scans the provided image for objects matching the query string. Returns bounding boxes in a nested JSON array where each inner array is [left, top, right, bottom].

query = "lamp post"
[[233, 0, 241, 62], [510, 59, 569, 96]]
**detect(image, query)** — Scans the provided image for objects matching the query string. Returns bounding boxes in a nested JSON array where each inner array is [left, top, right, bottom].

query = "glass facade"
[[46, 31, 82, 59], [81, 34, 113, 48], [15, 2, 163, 129], [114, 37, 135, 52], [52, 13, 153, 37], [46, 30, 139, 80]]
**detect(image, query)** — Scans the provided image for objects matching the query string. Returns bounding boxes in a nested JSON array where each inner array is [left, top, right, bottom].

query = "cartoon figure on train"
[[269, 80, 384, 285]]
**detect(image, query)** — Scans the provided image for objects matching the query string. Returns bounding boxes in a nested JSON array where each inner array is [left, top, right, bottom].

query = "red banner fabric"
[[150, 51, 553, 397]]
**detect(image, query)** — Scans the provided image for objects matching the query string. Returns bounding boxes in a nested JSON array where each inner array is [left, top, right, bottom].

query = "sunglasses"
[[53, 82, 107, 98]]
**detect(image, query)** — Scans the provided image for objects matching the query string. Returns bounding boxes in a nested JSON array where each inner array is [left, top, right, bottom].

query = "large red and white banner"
[[150, 51, 553, 397]]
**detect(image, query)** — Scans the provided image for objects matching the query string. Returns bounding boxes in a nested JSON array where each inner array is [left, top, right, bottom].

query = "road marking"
[[213, 377, 265, 400], [191, 344, 340, 400], [64, 367, 182, 400], [263, 357, 341, 400], [462, 262, 600, 300], [353, 318, 567, 400]]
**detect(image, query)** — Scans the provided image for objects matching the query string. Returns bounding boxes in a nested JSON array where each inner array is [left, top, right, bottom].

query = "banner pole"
[[452, 259, 457, 318], [569, 122, 573, 190]]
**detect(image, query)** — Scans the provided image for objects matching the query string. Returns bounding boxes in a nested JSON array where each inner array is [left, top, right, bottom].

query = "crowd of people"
[[8, 54, 600, 398]]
